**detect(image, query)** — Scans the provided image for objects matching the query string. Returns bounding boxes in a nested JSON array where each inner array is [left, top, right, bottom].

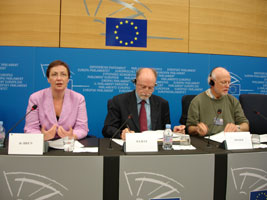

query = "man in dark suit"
[[102, 68, 185, 139]]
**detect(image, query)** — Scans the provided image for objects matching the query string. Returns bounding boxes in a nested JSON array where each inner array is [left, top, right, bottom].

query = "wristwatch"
[[236, 125, 241, 132]]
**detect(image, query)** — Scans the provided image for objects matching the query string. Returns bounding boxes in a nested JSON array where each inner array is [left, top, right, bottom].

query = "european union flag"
[[250, 190, 267, 200], [106, 17, 147, 47]]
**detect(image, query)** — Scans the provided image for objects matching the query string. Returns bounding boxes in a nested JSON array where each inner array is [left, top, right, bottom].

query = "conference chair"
[[239, 94, 267, 134], [179, 95, 196, 125], [107, 99, 112, 108]]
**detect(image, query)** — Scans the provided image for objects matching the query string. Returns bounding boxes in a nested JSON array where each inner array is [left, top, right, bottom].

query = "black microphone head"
[[217, 109, 222, 114], [32, 105, 38, 110], [253, 110, 259, 115], [253, 110, 267, 121]]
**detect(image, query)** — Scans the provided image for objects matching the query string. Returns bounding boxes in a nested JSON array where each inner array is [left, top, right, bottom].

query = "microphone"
[[207, 108, 222, 147], [3, 105, 38, 147], [108, 114, 132, 150], [254, 110, 267, 121]]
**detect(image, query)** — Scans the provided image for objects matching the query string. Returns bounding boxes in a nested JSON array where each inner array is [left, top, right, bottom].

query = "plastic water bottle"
[[0, 121, 5, 148], [162, 124, 173, 150]]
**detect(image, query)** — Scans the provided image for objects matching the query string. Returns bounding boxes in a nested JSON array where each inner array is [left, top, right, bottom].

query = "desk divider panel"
[[119, 154, 215, 200], [0, 156, 103, 200], [226, 151, 267, 200]]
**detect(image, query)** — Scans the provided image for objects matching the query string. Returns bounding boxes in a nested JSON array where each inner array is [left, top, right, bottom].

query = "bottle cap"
[[165, 124, 171, 129]]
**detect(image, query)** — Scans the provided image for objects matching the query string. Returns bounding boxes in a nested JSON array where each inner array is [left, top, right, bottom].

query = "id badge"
[[214, 117, 223, 126]]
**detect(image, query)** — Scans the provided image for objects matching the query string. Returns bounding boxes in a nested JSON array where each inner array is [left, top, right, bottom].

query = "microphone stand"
[[3, 105, 37, 148], [108, 114, 132, 150], [207, 135, 212, 148], [254, 110, 267, 121]]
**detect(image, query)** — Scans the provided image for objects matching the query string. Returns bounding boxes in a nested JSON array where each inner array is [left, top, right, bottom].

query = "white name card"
[[225, 132, 253, 150], [125, 133, 158, 153], [8, 133, 44, 155]]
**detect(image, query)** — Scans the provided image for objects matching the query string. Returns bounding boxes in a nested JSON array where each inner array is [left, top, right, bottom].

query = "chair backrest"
[[239, 94, 267, 134], [179, 95, 197, 125], [107, 99, 112, 109]]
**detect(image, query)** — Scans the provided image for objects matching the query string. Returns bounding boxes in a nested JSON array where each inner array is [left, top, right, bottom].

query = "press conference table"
[[0, 137, 267, 200]]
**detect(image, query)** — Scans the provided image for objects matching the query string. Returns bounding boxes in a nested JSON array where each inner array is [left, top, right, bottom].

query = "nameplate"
[[125, 133, 158, 152], [225, 132, 253, 150], [8, 133, 44, 155]]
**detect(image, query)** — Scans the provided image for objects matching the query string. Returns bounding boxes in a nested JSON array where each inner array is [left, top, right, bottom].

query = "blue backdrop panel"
[[0, 46, 266, 137], [210, 54, 267, 95], [0, 47, 36, 134]]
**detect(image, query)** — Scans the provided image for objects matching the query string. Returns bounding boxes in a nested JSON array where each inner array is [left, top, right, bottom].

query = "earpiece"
[[131, 79, 136, 84], [209, 78, 215, 86], [131, 78, 158, 87], [208, 67, 218, 86]]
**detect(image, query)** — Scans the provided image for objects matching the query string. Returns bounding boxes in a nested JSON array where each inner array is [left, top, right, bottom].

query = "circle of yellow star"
[[112, 20, 144, 46]]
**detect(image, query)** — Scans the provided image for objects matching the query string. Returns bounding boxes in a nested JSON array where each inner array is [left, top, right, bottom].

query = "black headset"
[[131, 79, 136, 84], [208, 67, 218, 86], [209, 75, 215, 86], [131, 78, 158, 86]]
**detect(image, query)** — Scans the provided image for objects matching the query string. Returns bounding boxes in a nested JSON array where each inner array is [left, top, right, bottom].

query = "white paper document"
[[260, 134, 267, 143], [142, 130, 164, 138], [73, 147, 98, 153], [48, 138, 84, 149], [137, 130, 188, 140], [253, 144, 267, 149], [112, 138, 124, 146], [172, 145, 196, 150], [205, 131, 226, 143]]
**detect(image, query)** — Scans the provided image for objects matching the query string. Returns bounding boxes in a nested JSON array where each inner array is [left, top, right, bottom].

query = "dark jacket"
[[102, 90, 170, 138]]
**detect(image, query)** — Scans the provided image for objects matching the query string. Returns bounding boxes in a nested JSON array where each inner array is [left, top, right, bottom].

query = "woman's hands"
[[41, 125, 76, 140]]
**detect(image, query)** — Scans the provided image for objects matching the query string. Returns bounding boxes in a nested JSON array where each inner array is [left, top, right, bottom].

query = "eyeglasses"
[[215, 80, 231, 86], [136, 83, 155, 91]]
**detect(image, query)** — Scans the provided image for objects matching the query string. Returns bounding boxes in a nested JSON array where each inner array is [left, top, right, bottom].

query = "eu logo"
[[106, 17, 147, 48], [250, 190, 267, 200]]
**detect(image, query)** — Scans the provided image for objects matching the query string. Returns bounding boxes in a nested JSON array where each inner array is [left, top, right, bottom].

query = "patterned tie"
[[139, 100, 147, 132]]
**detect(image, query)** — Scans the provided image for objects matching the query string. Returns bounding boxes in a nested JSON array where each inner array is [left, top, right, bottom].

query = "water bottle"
[[162, 124, 173, 150], [0, 121, 5, 148]]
